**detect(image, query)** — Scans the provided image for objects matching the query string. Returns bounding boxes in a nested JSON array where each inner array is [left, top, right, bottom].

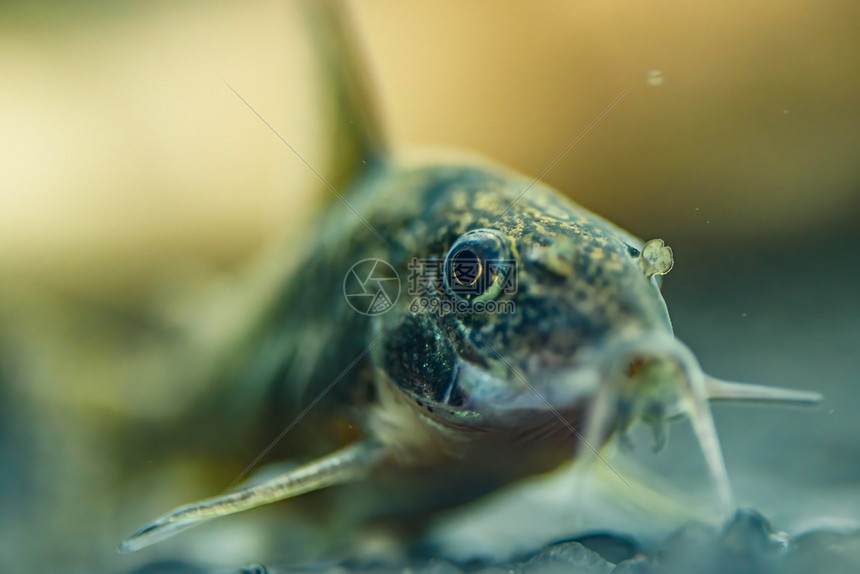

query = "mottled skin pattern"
[[120, 152, 816, 555], [254, 156, 673, 481]]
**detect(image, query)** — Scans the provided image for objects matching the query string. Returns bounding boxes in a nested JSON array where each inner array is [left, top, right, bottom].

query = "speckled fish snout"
[[469, 232, 822, 516]]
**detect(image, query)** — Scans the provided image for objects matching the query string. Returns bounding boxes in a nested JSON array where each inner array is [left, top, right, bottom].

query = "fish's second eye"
[[443, 229, 513, 303]]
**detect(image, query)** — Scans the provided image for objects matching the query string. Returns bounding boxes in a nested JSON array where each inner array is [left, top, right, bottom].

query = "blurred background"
[[0, 1, 858, 572]]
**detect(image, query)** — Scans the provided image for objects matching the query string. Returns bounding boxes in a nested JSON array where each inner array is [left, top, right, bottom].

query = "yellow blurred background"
[[0, 1, 858, 572]]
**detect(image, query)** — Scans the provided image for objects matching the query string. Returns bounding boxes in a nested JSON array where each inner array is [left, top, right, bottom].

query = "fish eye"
[[451, 249, 481, 287], [443, 229, 513, 303]]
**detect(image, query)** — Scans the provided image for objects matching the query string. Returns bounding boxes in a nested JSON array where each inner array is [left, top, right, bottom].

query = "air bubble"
[[647, 70, 665, 87]]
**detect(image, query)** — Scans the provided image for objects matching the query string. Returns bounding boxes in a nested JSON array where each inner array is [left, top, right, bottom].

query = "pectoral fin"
[[119, 440, 387, 553]]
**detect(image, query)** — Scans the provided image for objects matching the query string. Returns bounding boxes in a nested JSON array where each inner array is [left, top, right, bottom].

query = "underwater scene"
[[1, 1, 858, 573]]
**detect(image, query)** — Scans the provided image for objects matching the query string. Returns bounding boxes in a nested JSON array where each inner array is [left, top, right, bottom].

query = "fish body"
[[266, 156, 668, 427], [119, 3, 820, 554], [234, 153, 674, 496]]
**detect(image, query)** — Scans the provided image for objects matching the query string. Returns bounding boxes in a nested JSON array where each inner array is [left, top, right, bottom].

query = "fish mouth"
[[467, 330, 822, 515]]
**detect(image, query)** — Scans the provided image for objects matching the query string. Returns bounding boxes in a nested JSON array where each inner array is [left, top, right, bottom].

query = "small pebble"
[[524, 541, 614, 574]]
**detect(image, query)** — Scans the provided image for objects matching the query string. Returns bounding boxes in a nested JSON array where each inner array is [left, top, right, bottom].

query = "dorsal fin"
[[304, 0, 387, 190]]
